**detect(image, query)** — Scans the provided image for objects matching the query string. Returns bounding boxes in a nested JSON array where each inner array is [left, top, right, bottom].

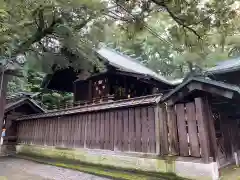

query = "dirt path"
[[0, 157, 110, 180]]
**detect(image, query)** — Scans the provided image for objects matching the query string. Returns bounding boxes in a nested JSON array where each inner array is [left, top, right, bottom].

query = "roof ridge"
[[97, 46, 181, 85]]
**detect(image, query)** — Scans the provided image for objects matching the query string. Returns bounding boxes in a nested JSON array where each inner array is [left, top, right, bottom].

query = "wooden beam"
[[166, 81, 234, 106], [195, 98, 210, 163], [188, 83, 234, 99], [167, 86, 190, 106]]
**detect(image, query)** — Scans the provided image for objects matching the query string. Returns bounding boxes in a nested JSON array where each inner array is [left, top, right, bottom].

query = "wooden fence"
[[15, 96, 213, 161], [17, 105, 156, 153]]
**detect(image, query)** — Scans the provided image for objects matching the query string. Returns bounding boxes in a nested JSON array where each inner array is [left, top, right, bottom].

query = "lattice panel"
[[93, 78, 108, 98]]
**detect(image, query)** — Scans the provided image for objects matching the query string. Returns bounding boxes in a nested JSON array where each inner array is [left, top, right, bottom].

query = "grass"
[[219, 165, 240, 180], [13, 153, 188, 180]]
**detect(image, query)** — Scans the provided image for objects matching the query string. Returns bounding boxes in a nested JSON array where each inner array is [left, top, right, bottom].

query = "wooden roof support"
[[163, 78, 237, 106]]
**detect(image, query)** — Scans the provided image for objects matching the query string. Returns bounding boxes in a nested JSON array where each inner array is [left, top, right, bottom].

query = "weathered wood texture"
[[17, 105, 156, 153], [156, 99, 210, 159], [16, 97, 211, 159]]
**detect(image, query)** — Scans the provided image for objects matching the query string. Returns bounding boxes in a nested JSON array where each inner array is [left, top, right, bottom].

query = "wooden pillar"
[[0, 73, 9, 134], [195, 98, 211, 163], [167, 105, 179, 155], [204, 98, 218, 162], [158, 104, 169, 155]]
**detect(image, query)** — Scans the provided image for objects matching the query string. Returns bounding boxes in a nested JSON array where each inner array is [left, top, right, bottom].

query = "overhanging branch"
[[151, 0, 202, 39]]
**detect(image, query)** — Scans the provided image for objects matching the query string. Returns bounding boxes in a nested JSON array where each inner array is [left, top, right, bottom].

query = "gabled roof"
[[206, 57, 240, 75], [5, 97, 46, 114], [96, 46, 181, 86], [161, 77, 240, 105], [7, 92, 40, 101]]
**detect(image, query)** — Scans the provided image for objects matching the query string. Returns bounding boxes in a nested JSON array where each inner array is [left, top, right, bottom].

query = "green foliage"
[[103, 0, 240, 77], [8, 70, 73, 110], [6, 0, 240, 109]]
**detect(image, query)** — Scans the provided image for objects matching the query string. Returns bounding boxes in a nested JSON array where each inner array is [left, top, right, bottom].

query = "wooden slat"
[[118, 110, 124, 151], [186, 102, 200, 157], [72, 115, 77, 148], [69, 116, 74, 147], [35, 120, 38, 145], [110, 111, 115, 150], [62, 117, 66, 147], [76, 115, 81, 147], [82, 114, 86, 147], [54, 119, 58, 146], [45, 119, 49, 146], [159, 107, 169, 155], [141, 107, 148, 153], [84, 114, 88, 148], [114, 111, 119, 151], [129, 108, 136, 152], [80, 115, 84, 147], [100, 112, 105, 149], [167, 106, 179, 155], [87, 113, 91, 148], [105, 112, 110, 150], [56, 117, 59, 146], [48, 119, 52, 146], [204, 99, 218, 161], [39, 120, 42, 145], [123, 109, 129, 151], [135, 107, 142, 152], [176, 104, 188, 156], [195, 98, 210, 163], [96, 113, 101, 149], [68, 117, 72, 147], [148, 106, 156, 153], [92, 113, 96, 149]]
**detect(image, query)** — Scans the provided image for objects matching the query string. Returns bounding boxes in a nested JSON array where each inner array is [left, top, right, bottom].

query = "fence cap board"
[[17, 94, 162, 121]]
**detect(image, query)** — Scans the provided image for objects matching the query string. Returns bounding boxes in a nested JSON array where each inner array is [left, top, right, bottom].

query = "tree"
[[103, 0, 240, 78], [8, 69, 73, 110]]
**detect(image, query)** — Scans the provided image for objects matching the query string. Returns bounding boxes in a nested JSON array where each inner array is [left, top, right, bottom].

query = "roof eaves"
[[17, 94, 162, 120], [206, 65, 240, 75], [96, 47, 177, 86], [5, 98, 46, 113], [161, 77, 240, 103]]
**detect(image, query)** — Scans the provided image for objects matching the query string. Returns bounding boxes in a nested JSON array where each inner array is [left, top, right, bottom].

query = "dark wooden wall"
[[73, 72, 160, 104], [17, 105, 156, 153], [16, 97, 213, 161], [157, 98, 214, 162]]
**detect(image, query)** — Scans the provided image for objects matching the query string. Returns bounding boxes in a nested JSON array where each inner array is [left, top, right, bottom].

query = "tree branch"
[[73, 17, 93, 31], [151, 0, 202, 39], [13, 17, 62, 56]]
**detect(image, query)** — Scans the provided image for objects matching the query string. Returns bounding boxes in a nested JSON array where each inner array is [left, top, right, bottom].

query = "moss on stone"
[[16, 145, 189, 180], [16, 154, 187, 180]]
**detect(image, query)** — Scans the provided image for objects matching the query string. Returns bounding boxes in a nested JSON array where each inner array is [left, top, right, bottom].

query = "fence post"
[[204, 98, 218, 162], [167, 105, 179, 155], [159, 104, 169, 155], [195, 98, 210, 163], [155, 104, 161, 155]]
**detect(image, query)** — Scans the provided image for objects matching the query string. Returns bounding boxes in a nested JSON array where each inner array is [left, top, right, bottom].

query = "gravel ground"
[[0, 157, 111, 180]]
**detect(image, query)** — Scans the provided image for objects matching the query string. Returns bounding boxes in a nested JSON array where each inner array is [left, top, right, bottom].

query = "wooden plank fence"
[[16, 97, 212, 161], [17, 105, 157, 153]]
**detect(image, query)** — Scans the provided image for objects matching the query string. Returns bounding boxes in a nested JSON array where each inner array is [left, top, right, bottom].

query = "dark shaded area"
[[41, 67, 78, 92]]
